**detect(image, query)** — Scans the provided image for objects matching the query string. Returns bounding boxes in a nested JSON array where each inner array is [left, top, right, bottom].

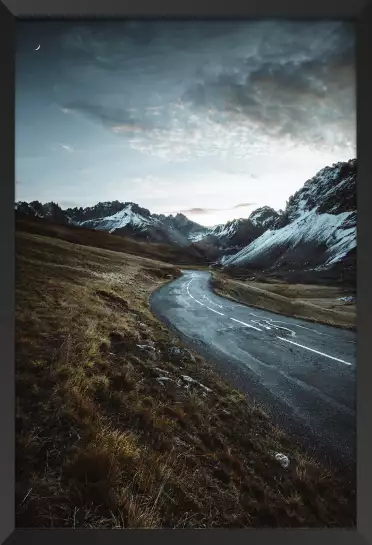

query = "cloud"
[[179, 208, 210, 215], [179, 21, 355, 154], [53, 21, 354, 164], [178, 203, 256, 215], [59, 143, 74, 152], [233, 202, 256, 209], [63, 102, 170, 139], [64, 102, 139, 128]]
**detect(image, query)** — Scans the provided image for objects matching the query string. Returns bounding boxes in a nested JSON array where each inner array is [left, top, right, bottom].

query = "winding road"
[[150, 270, 356, 468]]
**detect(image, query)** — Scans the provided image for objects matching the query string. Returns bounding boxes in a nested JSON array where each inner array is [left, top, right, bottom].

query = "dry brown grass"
[[16, 226, 355, 528], [15, 216, 206, 266], [210, 273, 355, 330]]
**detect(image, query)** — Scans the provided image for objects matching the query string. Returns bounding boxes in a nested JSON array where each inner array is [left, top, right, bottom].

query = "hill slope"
[[15, 216, 208, 267], [15, 224, 355, 528]]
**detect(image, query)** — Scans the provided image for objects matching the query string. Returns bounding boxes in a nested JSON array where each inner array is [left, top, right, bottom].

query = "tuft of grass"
[[16, 225, 355, 528]]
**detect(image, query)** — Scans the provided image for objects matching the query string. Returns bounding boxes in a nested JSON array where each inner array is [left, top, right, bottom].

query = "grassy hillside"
[[210, 272, 355, 330], [15, 215, 208, 266], [16, 227, 355, 528]]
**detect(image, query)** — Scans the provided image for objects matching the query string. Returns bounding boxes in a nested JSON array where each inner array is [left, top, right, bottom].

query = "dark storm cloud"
[[180, 22, 355, 149], [48, 20, 355, 158], [58, 20, 354, 158]]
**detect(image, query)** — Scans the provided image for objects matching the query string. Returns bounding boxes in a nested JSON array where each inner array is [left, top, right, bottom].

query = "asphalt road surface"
[[150, 270, 356, 469]]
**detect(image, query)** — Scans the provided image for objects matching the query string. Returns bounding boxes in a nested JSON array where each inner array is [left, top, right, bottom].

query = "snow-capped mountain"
[[188, 207, 280, 260], [15, 197, 281, 254], [15, 158, 356, 281], [15, 199, 210, 249], [212, 207, 279, 246], [70, 204, 210, 247], [153, 212, 210, 245], [74, 203, 159, 233], [222, 159, 356, 279], [249, 206, 281, 230]]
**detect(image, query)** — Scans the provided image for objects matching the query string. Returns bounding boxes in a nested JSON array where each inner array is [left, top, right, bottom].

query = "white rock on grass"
[[181, 375, 213, 393], [137, 344, 156, 351], [156, 376, 174, 387], [154, 367, 170, 375], [167, 346, 197, 364], [273, 452, 290, 469], [337, 296, 355, 304]]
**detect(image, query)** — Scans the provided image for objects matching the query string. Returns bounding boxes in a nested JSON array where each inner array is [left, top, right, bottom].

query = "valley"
[[15, 221, 355, 528], [15, 157, 357, 528]]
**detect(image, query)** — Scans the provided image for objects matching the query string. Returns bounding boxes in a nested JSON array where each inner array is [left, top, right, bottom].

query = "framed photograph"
[[1, 1, 371, 544]]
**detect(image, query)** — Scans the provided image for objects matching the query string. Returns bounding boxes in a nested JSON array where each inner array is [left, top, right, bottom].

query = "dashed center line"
[[276, 337, 352, 366], [184, 277, 352, 366]]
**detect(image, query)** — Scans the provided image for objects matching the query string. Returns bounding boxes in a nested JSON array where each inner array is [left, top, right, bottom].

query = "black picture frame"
[[2, 1, 371, 544]]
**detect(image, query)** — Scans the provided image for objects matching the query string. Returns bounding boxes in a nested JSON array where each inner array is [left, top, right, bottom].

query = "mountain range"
[[15, 158, 356, 284], [15, 199, 279, 258]]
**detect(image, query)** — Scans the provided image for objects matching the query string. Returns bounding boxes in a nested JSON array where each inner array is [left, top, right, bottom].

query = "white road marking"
[[257, 318, 296, 336], [207, 307, 224, 315], [188, 292, 204, 306], [187, 277, 224, 314], [202, 295, 224, 309], [180, 275, 353, 365], [251, 320, 271, 330], [276, 337, 352, 366], [290, 324, 325, 336], [186, 278, 206, 307], [273, 326, 296, 336], [230, 317, 262, 332], [269, 320, 340, 339], [249, 312, 325, 336]]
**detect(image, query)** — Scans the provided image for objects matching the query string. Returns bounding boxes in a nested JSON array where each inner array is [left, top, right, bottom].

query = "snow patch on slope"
[[188, 230, 212, 242], [224, 209, 356, 268], [78, 204, 160, 234]]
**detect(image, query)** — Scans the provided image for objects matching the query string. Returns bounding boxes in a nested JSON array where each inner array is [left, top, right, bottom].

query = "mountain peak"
[[222, 158, 356, 280]]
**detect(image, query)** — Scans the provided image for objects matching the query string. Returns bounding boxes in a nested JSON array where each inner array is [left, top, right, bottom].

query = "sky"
[[15, 20, 356, 227]]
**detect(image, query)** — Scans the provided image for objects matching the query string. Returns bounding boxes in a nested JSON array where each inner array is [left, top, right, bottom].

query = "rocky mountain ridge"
[[15, 158, 356, 282], [221, 158, 356, 284]]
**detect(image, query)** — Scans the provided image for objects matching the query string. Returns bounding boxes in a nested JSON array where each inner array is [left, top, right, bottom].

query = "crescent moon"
[[35, 45, 41, 51]]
